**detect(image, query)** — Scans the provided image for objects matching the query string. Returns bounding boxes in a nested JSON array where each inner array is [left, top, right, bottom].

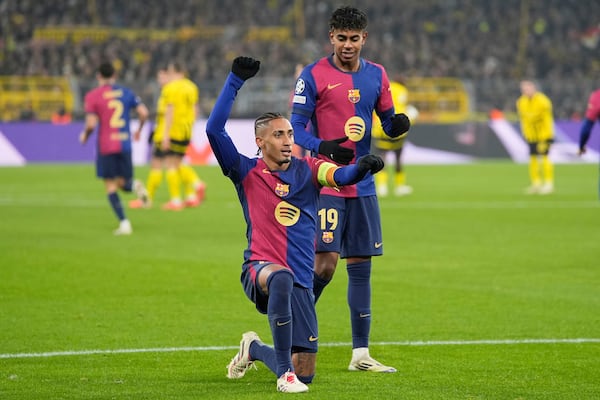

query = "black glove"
[[318, 137, 355, 165], [389, 113, 411, 138], [357, 154, 385, 174], [231, 56, 261, 80]]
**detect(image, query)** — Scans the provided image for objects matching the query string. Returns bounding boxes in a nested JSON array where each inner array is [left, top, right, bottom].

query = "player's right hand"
[[232, 56, 261, 80], [357, 154, 385, 174], [79, 131, 87, 144], [318, 137, 355, 165]]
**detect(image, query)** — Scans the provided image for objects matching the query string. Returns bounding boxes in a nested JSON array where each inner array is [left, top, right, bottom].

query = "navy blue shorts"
[[241, 261, 318, 353], [528, 139, 553, 156], [96, 152, 133, 180], [316, 195, 383, 258]]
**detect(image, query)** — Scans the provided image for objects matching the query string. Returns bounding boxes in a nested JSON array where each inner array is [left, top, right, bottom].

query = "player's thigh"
[[115, 152, 133, 180], [240, 261, 290, 314], [96, 154, 118, 179], [315, 195, 347, 253], [340, 196, 383, 258]]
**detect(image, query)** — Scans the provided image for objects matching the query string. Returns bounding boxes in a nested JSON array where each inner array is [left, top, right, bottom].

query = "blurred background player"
[[578, 87, 600, 198], [371, 75, 418, 197], [291, 6, 410, 373], [130, 66, 169, 209], [80, 62, 149, 234], [160, 62, 206, 211], [516, 80, 555, 195]]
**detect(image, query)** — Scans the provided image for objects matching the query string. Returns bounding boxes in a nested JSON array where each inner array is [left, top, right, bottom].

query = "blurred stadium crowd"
[[1, 0, 599, 120]]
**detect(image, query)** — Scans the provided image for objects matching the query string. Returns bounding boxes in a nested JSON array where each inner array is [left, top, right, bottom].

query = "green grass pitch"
[[1, 162, 599, 399]]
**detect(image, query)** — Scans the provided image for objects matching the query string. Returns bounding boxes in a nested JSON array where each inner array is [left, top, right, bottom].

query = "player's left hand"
[[389, 113, 411, 138], [357, 154, 385, 174], [79, 131, 87, 145]]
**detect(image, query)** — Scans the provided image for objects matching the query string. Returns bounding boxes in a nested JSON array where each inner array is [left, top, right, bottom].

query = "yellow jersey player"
[[372, 79, 417, 196], [516, 80, 555, 195], [130, 67, 169, 209], [160, 62, 206, 210]]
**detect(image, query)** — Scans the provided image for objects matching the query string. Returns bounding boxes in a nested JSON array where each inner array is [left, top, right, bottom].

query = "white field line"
[[1, 338, 599, 359], [0, 197, 599, 209]]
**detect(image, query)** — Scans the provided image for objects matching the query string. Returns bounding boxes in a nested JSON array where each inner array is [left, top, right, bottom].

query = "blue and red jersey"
[[579, 88, 600, 151], [84, 84, 141, 155], [291, 55, 395, 197], [585, 89, 600, 121]]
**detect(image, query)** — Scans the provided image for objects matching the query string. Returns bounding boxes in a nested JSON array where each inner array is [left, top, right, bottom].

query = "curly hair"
[[329, 6, 368, 32]]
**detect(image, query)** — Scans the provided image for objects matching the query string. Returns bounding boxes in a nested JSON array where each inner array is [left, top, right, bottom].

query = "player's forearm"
[[291, 114, 320, 153], [333, 163, 366, 186], [206, 73, 244, 170], [206, 73, 243, 135]]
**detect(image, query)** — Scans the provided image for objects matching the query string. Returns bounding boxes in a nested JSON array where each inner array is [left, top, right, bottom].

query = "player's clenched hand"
[[357, 154, 385, 174], [231, 56, 261, 80], [79, 131, 88, 145], [389, 113, 411, 138], [318, 137, 354, 165]]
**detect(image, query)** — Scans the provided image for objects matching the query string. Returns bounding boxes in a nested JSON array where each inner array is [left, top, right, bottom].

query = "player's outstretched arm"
[[331, 154, 385, 186], [206, 56, 260, 173]]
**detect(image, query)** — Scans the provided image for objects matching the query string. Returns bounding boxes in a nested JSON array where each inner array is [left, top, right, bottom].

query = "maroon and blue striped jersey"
[[84, 84, 142, 155], [291, 56, 395, 198]]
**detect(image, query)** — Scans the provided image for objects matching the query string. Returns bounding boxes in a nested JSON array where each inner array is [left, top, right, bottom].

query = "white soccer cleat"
[[376, 184, 389, 197], [113, 219, 132, 235], [277, 371, 309, 393], [348, 355, 397, 373], [525, 184, 541, 195], [394, 184, 413, 196], [226, 331, 260, 379], [133, 179, 150, 207], [539, 182, 554, 195]]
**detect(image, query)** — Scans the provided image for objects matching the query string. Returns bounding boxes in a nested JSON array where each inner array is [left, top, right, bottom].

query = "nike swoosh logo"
[[359, 313, 371, 318], [276, 320, 291, 327], [374, 242, 383, 249], [308, 336, 318, 342], [262, 168, 271, 174], [327, 83, 342, 90]]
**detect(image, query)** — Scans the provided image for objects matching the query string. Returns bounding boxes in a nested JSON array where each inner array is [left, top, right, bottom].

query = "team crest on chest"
[[347, 89, 361, 104], [275, 183, 290, 197]]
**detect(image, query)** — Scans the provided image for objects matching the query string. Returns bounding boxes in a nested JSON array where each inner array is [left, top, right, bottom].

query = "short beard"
[[276, 159, 291, 166]]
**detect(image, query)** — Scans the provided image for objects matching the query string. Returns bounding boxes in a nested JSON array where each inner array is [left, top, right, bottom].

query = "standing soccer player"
[[80, 62, 149, 235], [372, 77, 417, 197], [516, 80, 555, 195], [160, 62, 206, 210], [130, 66, 170, 209], [209, 56, 384, 393], [290, 6, 410, 373], [578, 87, 600, 197]]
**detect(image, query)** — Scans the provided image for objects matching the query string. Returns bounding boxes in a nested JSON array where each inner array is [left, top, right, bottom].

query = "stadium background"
[[1, 0, 600, 164]]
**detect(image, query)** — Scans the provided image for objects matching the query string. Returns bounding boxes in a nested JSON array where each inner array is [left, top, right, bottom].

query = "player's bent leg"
[[292, 352, 316, 384], [313, 251, 339, 302]]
